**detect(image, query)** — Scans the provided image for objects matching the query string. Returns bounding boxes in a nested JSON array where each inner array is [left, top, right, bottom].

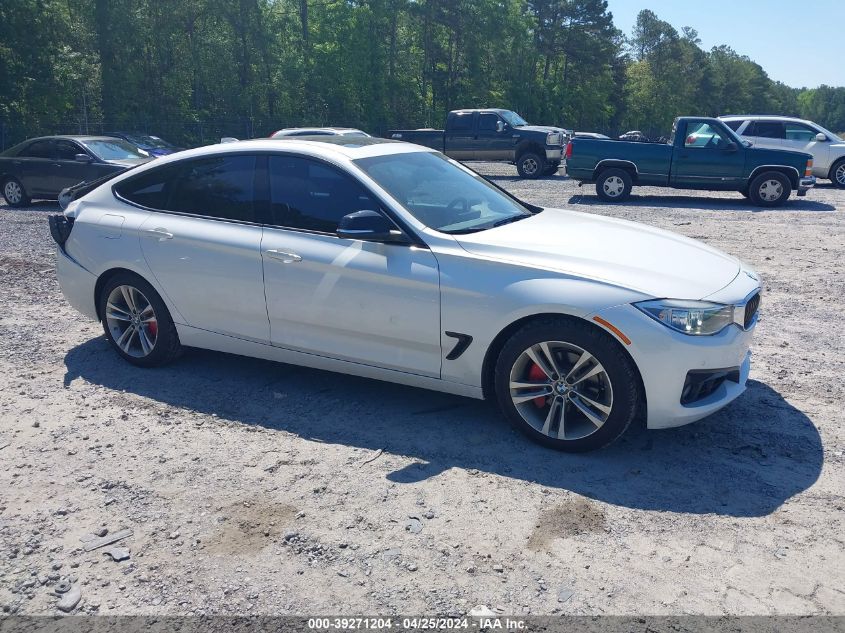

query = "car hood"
[[453, 208, 740, 299], [516, 125, 568, 136]]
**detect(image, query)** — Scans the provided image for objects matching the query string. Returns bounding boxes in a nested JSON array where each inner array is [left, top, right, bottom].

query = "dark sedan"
[[102, 132, 184, 157], [0, 135, 152, 207]]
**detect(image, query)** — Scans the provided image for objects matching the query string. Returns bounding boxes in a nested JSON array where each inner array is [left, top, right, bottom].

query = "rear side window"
[[19, 140, 53, 159], [115, 155, 259, 222], [268, 155, 378, 233], [749, 121, 784, 139], [450, 113, 474, 132]]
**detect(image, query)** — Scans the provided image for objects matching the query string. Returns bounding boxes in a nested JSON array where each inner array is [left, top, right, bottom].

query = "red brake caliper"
[[528, 363, 547, 408], [146, 320, 158, 338]]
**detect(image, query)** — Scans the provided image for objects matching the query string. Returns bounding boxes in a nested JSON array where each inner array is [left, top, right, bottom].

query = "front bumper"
[[592, 302, 756, 429], [56, 246, 99, 321], [797, 176, 815, 196], [544, 147, 562, 162]]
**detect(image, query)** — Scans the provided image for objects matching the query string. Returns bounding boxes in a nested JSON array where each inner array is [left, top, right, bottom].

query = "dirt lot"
[[1, 167, 844, 617]]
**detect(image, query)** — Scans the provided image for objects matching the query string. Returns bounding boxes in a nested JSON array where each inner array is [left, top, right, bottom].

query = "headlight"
[[546, 132, 562, 145], [634, 299, 735, 336]]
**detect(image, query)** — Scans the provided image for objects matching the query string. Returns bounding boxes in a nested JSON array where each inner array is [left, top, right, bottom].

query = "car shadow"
[[63, 338, 823, 518], [566, 193, 836, 212], [0, 200, 60, 212]]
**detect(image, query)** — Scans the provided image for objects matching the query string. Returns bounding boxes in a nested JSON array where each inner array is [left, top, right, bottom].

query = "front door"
[[261, 154, 442, 376], [782, 121, 829, 173], [126, 154, 270, 341], [52, 140, 96, 194], [474, 112, 515, 160], [671, 121, 746, 189]]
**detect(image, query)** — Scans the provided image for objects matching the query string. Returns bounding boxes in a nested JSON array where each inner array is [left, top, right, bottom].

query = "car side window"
[[268, 155, 379, 233], [684, 122, 730, 149], [478, 114, 499, 132], [450, 113, 474, 132], [55, 141, 82, 161], [784, 122, 817, 142], [115, 155, 258, 222], [19, 140, 54, 159], [752, 121, 784, 139]]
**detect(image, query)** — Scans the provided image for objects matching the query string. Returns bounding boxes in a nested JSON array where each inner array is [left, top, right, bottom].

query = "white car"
[[51, 137, 761, 452], [720, 115, 845, 187]]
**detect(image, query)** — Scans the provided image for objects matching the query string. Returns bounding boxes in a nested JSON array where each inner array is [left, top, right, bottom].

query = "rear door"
[[117, 153, 270, 342], [261, 154, 441, 376], [743, 120, 784, 151], [13, 139, 56, 196], [444, 112, 477, 160], [671, 120, 746, 188]]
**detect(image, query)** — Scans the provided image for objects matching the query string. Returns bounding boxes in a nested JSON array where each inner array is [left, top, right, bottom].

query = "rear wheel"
[[595, 168, 632, 202], [829, 159, 845, 188], [2, 177, 30, 207], [517, 152, 546, 179], [98, 272, 182, 367], [494, 317, 639, 452], [748, 171, 791, 207]]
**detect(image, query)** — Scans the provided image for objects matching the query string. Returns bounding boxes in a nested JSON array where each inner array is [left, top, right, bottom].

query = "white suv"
[[719, 115, 845, 187]]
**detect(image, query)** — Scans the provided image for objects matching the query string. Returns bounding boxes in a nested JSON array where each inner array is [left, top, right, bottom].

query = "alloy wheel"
[[509, 341, 613, 441], [835, 163, 845, 186], [758, 179, 783, 202], [105, 285, 159, 358], [4, 181, 22, 205], [602, 176, 624, 197]]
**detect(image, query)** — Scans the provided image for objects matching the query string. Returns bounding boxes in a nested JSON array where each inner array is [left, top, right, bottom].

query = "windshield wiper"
[[490, 214, 531, 228]]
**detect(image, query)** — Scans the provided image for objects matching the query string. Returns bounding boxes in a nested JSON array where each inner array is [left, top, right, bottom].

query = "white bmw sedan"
[[52, 137, 761, 452]]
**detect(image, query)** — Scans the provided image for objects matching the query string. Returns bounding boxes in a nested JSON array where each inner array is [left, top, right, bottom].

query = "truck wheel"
[[542, 162, 560, 176], [748, 171, 791, 207], [829, 159, 845, 188], [596, 168, 632, 202], [517, 152, 546, 179]]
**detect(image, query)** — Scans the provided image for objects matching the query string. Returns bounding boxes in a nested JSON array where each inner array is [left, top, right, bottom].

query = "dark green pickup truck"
[[565, 117, 815, 207]]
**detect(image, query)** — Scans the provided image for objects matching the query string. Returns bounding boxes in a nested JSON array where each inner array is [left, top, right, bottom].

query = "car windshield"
[[83, 139, 149, 160], [500, 111, 528, 127], [123, 134, 173, 149], [355, 151, 534, 234]]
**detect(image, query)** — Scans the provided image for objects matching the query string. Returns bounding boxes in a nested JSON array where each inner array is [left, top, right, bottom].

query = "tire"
[[829, 158, 845, 189], [542, 162, 560, 177], [98, 271, 182, 367], [493, 317, 639, 452], [595, 168, 632, 202], [748, 171, 791, 207], [2, 177, 31, 207], [516, 152, 546, 179]]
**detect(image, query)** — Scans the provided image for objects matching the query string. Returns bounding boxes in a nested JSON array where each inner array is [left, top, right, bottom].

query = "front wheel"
[[748, 171, 791, 207], [516, 152, 546, 179], [2, 177, 31, 207], [829, 159, 845, 188], [595, 168, 632, 202], [98, 272, 182, 367], [494, 318, 639, 452]]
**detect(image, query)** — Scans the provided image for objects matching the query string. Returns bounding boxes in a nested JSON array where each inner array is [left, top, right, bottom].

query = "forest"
[[1, 0, 844, 149]]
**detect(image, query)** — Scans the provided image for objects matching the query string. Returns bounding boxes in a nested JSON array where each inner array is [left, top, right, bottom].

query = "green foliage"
[[0, 2, 842, 148]]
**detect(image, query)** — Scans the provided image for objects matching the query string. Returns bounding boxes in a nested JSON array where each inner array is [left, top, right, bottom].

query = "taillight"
[[565, 142, 573, 159], [49, 214, 74, 245], [805, 159, 813, 177]]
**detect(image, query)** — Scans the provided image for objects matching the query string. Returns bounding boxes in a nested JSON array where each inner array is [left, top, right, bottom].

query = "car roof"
[[273, 127, 366, 134], [719, 114, 814, 124], [22, 135, 129, 143]]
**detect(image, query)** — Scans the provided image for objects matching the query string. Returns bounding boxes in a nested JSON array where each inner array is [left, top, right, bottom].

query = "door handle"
[[265, 249, 302, 263], [143, 227, 173, 241]]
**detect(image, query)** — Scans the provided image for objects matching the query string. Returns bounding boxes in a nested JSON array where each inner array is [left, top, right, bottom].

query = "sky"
[[605, 0, 844, 89]]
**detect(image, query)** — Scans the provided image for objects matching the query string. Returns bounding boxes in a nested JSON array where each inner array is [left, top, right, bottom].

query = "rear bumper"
[[797, 176, 815, 196], [56, 246, 98, 321]]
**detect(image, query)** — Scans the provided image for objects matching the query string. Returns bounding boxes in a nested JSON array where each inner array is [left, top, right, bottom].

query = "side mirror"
[[815, 132, 827, 142], [336, 210, 409, 244], [496, 120, 506, 133], [74, 153, 92, 163]]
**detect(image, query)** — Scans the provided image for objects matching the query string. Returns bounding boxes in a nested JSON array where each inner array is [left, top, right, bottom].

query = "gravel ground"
[[1, 166, 844, 617]]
